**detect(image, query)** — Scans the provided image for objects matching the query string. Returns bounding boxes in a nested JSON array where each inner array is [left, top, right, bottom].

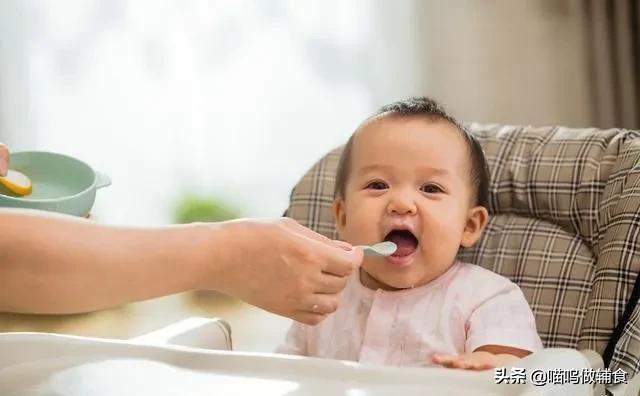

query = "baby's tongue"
[[386, 232, 418, 257]]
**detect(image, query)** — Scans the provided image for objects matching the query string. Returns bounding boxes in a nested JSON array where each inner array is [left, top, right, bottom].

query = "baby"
[[277, 97, 542, 370]]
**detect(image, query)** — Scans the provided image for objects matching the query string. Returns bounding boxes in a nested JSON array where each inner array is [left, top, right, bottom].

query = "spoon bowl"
[[358, 241, 397, 257]]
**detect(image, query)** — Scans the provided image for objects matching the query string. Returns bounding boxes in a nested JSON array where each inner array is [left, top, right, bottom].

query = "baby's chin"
[[361, 265, 435, 291], [387, 275, 434, 290], [374, 276, 430, 291]]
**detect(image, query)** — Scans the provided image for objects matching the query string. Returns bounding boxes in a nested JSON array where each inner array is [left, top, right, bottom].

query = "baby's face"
[[333, 116, 487, 290]]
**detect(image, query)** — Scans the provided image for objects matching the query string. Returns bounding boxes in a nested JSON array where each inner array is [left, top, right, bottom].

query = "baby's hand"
[[432, 351, 520, 371]]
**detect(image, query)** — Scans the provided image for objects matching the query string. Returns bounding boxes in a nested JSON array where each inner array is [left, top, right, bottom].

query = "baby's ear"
[[332, 198, 347, 234], [460, 206, 489, 248]]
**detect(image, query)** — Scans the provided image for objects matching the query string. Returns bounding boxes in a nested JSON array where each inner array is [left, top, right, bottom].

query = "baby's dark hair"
[[334, 96, 490, 208]]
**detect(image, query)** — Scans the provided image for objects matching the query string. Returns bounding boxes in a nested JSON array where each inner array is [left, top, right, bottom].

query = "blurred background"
[[0, 0, 638, 351], [1, 0, 638, 225]]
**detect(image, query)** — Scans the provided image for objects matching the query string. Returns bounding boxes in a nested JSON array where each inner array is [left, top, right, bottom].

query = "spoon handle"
[[360, 246, 380, 256]]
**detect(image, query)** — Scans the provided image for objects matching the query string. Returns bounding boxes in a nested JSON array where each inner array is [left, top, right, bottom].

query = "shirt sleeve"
[[274, 320, 308, 356], [465, 281, 543, 353]]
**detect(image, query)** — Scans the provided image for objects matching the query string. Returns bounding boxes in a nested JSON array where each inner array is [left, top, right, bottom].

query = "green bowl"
[[0, 151, 111, 217]]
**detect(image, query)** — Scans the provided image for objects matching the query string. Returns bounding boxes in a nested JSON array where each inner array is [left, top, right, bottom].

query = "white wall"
[[412, 0, 594, 127]]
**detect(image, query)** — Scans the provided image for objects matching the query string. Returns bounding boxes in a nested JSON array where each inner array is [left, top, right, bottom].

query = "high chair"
[[285, 122, 640, 395], [1, 124, 637, 395]]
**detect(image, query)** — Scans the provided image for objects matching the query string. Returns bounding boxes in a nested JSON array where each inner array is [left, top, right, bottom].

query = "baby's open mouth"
[[384, 229, 419, 257]]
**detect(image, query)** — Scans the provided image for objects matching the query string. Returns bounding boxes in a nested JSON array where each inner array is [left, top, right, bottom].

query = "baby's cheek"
[[428, 205, 467, 237], [422, 213, 464, 258], [424, 211, 456, 239], [343, 223, 377, 245], [342, 207, 379, 243]]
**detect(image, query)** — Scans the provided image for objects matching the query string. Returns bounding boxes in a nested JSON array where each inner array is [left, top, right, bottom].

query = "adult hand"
[[0, 143, 8, 177], [210, 218, 363, 325]]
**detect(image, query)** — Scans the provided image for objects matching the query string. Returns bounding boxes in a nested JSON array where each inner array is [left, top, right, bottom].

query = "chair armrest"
[[131, 317, 232, 350], [579, 349, 604, 369], [579, 350, 605, 395]]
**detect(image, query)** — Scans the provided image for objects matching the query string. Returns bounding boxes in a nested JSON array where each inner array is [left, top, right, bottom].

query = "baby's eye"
[[420, 183, 443, 194], [365, 181, 388, 190]]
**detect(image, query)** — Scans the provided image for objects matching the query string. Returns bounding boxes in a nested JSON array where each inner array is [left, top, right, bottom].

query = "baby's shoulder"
[[450, 262, 519, 294]]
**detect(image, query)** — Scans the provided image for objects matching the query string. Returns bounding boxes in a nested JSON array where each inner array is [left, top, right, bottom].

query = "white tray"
[[0, 325, 598, 396]]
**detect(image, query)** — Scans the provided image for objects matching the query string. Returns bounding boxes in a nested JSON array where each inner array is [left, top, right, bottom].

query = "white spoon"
[[358, 241, 397, 257]]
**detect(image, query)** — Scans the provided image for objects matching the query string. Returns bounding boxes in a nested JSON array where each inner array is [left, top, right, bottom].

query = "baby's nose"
[[387, 192, 417, 215]]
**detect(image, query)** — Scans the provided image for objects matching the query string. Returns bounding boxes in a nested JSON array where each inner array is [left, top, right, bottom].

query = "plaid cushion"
[[285, 123, 640, 377]]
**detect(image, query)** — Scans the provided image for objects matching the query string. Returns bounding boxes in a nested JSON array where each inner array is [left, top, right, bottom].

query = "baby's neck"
[[359, 267, 416, 291], [358, 262, 459, 291]]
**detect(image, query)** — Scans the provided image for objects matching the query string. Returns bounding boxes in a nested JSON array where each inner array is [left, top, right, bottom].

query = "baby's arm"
[[432, 345, 530, 370], [432, 279, 542, 370]]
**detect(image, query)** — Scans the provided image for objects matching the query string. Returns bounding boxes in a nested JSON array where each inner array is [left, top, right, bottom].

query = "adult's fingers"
[[284, 219, 362, 277], [332, 240, 354, 250], [300, 293, 340, 315], [284, 218, 355, 250], [293, 311, 328, 326], [284, 217, 332, 243], [320, 244, 364, 277], [315, 271, 349, 294], [0, 143, 9, 177]]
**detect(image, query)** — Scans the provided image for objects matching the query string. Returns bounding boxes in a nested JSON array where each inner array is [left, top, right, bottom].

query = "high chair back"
[[284, 123, 640, 376]]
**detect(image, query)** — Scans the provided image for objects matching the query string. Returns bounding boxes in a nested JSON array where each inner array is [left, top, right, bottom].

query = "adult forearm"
[[0, 209, 217, 314], [0, 211, 363, 325]]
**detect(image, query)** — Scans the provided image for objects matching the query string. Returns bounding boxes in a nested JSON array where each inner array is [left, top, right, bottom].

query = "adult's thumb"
[[0, 144, 9, 177]]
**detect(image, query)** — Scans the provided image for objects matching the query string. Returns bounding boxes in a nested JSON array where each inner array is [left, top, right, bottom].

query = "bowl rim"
[[0, 151, 99, 203]]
